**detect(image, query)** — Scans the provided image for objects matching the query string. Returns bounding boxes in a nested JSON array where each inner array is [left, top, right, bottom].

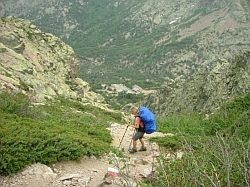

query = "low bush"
[[147, 93, 250, 186], [150, 134, 250, 187], [0, 92, 124, 176], [150, 111, 205, 150]]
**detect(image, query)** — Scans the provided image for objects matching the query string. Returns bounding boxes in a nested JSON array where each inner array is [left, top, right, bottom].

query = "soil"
[[0, 123, 171, 187]]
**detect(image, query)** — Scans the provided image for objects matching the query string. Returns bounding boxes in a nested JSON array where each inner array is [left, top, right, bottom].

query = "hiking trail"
[[0, 123, 176, 187]]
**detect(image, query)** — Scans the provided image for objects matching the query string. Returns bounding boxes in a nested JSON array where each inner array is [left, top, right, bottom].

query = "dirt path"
[[0, 123, 170, 187]]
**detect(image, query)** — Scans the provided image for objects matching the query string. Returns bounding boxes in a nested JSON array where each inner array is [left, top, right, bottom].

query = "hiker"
[[127, 106, 147, 153]]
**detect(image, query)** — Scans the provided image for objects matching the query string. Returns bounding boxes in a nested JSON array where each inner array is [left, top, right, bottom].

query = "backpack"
[[139, 106, 156, 134]]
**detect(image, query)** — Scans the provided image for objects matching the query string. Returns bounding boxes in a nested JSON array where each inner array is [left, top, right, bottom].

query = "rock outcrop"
[[0, 16, 104, 105], [143, 50, 250, 118]]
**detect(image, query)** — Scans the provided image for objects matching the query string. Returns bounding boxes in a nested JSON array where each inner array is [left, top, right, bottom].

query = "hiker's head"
[[131, 106, 139, 115]]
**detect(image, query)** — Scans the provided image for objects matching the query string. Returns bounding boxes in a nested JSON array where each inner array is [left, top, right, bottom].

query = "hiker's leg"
[[139, 138, 145, 147], [138, 132, 145, 146], [138, 138, 147, 151], [132, 139, 137, 148], [131, 131, 141, 150], [130, 133, 139, 153], [138, 132, 147, 151]]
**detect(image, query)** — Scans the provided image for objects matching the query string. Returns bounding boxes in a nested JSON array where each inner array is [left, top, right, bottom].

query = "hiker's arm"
[[127, 120, 139, 128], [127, 122, 136, 128]]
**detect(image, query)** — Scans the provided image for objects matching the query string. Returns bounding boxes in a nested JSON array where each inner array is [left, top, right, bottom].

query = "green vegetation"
[[62, 2, 213, 88], [102, 92, 145, 110], [3, 1, 248, 96], [27, 0, 206, 88], [0, 92, 124, 176], [148, 93, 250, 186], [150, 111, 205, 150], [0, 92, 249, 185]]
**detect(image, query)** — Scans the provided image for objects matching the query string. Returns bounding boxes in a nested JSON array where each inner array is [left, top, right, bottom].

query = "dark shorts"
[[132, 131, 145, 140]]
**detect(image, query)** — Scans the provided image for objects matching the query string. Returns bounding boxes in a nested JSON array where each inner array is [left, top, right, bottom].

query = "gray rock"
[[0, 16, 108, 110]]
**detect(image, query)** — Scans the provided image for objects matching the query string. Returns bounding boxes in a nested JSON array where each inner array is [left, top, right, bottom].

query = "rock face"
[[0, 16, 104, 104], [143, 51, 250, 118], [1, 0, 249, 88]]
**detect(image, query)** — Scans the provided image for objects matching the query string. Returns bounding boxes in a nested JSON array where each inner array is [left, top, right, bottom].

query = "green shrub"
[[151, 111, 205, 150], [148, 93, 250, 186], [203, 93, 250, 139], [0, 92, 124, 176], [0, 92, 31, 115], [152, 134, 250, 187]]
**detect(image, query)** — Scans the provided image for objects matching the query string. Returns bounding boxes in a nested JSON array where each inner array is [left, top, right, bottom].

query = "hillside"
[[0, 16, 105, 107], [1, 0, 250, 89], [1, 14, 249, 120], [142, 50, 250, 118], [0, 15, 249, 187]]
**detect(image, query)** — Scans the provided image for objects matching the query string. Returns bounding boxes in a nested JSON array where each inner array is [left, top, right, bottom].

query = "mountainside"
[[1, 0, 250, 88], [1, 16, 249, 119], [0, 9, 249, 187], [142, 50, 250, 118], [0, 16, 105, 106]]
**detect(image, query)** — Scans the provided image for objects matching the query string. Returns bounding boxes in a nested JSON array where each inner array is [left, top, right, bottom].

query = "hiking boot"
[[129, 148, 137, 153], [139, 146, 147, 151]]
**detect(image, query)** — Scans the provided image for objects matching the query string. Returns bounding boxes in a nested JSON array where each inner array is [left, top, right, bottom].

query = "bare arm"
[[127, 120, 140, 129]]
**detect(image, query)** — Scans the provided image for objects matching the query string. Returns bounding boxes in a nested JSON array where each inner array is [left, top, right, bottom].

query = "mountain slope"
[[142, 50, 250, 118], [0, 16, 104, 105], [1, 0, 250, 88]]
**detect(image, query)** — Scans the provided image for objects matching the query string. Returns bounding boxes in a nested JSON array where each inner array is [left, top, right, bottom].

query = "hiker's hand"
[[127, 122, 131, 127]]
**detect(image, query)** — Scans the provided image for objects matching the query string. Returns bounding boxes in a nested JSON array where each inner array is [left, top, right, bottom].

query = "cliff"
[[143, 51, 250, 118], [0, 16, 105, 105]]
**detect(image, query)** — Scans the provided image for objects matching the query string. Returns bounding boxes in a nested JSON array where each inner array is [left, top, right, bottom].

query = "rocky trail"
[[0, 123, 178, 187]]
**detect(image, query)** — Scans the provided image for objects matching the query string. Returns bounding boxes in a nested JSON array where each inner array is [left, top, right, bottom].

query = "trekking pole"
[[118, 123, 129, 149], [151, 142, 155, 176]]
